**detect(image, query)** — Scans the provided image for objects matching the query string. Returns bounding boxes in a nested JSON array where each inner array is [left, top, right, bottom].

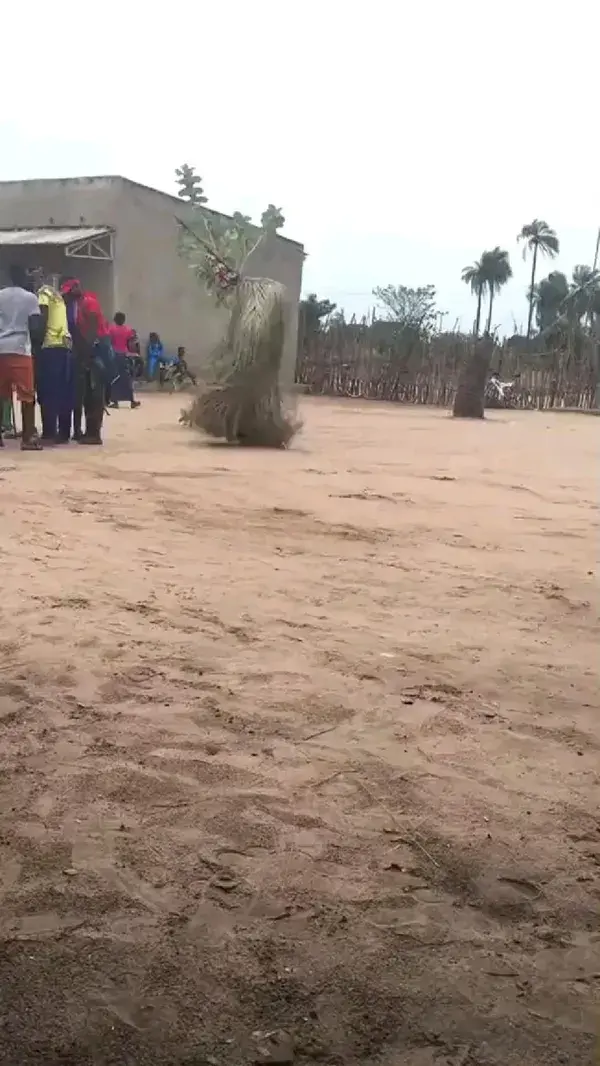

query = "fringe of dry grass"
[[181, 277, 302, 447]]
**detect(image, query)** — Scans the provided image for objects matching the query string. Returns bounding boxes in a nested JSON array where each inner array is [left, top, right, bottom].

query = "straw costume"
[[178, 219, 300, 448]]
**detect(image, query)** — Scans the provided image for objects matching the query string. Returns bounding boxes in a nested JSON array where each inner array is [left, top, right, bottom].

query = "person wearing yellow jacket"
[[34, 279, 73, 443]]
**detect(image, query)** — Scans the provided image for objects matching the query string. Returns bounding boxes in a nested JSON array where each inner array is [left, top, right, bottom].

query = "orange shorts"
[[0, 355, 35, 403]]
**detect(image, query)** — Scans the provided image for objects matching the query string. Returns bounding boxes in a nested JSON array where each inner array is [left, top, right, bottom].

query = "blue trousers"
[[35, 347, 74, 439]]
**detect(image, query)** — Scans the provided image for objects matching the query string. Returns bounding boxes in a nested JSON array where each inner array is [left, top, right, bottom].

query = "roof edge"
[[0, 175, 304, 251]]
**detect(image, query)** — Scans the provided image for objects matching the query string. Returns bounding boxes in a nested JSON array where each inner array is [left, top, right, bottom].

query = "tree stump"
[[453, 339, 494, 419]]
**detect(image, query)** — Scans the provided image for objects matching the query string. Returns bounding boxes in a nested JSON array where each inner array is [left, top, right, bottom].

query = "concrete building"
[[0, 176, 304, 371]]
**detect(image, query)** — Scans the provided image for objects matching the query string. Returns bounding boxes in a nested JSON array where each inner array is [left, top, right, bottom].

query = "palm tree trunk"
[[526, 244, 538, 339], [474, 286, 483, 337], [486, 291, 494, 335], [453, 338, 494, 419]]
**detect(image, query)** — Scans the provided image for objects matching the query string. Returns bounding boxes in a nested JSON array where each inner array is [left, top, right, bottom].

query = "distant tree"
[[299, 293, 337, 335], [372, 283, 437, 334], [483, 247, 512, 334], [461, 257, 487, 337], [532, 271, 569, 332], [518, 220, 560, 339], [462, 248, 511, 337], [566, 265, 600, 326], [175, 163, 208, 207], [261, 204, 285, 233]]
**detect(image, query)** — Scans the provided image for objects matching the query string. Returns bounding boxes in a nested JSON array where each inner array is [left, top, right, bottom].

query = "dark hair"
[[8, 263, 29, 288], [114, 312, 126, 326], [149, 332, 160, 343], [177, 346, 185, 355]]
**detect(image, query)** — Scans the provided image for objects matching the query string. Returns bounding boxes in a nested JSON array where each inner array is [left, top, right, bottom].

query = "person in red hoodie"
[[107, 312, 141, 409], [59, 277, 113, 444]]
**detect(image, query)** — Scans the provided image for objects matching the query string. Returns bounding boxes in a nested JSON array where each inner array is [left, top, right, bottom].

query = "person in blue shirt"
[[146, 332, 164, 381]]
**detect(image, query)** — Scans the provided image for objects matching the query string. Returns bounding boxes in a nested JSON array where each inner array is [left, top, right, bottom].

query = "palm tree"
[[462, 248, 512, 336], [483, 247, 512, 334], [461, 258, 487, 337], [518, 220, 560, 338], [455, 247, 510, 420], [567, 265, 600, 326]]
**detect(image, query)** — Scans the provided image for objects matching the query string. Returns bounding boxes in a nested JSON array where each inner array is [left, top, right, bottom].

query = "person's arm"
[[29, 313, 44, 355], [27, 293, 44, 353], [36, 289, 49, 340], [37, 305, 49, 339], [84, 311, 100, 344]]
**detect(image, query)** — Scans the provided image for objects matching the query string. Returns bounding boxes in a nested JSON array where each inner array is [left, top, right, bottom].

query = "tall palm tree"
[[518, 220, 560, 339], [462, 258, 487, 336], [483, 247, 512, 334]]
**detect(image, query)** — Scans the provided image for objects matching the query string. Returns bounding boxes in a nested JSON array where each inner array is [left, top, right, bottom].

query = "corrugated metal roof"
[[0, 227, 110, 246]]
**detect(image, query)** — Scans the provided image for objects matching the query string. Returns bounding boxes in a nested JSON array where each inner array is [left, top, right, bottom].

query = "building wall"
[[0, 177, 304, 374], [0, 177, 118, 311], [0, 247, 113, 312], [112, 182, 304, 373], [0, 177, 120, 229], [110, 182, 229, 366]]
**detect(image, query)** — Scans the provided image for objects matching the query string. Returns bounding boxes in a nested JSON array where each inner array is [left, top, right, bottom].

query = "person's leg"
[[35, 349, 58, 440], [43, 348, 62, 440], [110, 354, 139, 407], [147, 355, 158, 382], [72, 352, 85, 440], [0, 369, 11, 445], [56, 349, 73, 443], [0, 360, 17, 443], [120, 355, 140, 408], [0, 397, 14, 437], [79, 364, 104, 445], [72, 403, 83, 440], [11, 355, 42, 451]]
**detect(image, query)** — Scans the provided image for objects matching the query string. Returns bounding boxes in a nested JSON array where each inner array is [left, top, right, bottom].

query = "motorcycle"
[[485, 377, 517, 409], [485, 376, 535, 410], [159, 360, 197, 391]]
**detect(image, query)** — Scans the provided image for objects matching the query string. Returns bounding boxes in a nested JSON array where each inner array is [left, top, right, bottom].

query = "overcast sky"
[[2, 0, 598, 334]]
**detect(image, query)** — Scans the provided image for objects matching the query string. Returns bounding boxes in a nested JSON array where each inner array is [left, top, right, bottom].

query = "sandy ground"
[[0, 396, 598, 1066]]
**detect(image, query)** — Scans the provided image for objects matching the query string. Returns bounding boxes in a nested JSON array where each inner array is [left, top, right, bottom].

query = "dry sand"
[[0, 396, 598, 1066]]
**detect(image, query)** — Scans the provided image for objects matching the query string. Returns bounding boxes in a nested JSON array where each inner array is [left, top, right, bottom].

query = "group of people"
[[0, 265, 186, 450]]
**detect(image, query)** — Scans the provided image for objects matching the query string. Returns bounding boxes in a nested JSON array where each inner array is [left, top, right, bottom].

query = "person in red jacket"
[[60, 277, 113, 444], [107, 312, 140, 409]]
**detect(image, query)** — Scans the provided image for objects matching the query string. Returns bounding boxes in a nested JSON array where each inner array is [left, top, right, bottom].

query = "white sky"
[[2, 0, 598, 334]]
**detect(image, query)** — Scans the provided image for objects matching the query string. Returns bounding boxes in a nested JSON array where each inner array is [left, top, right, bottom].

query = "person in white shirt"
[[0, 264, 44, 449]]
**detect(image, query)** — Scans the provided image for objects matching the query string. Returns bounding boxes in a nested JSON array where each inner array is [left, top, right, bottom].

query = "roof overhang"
[[0, 227, 113, 260]]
